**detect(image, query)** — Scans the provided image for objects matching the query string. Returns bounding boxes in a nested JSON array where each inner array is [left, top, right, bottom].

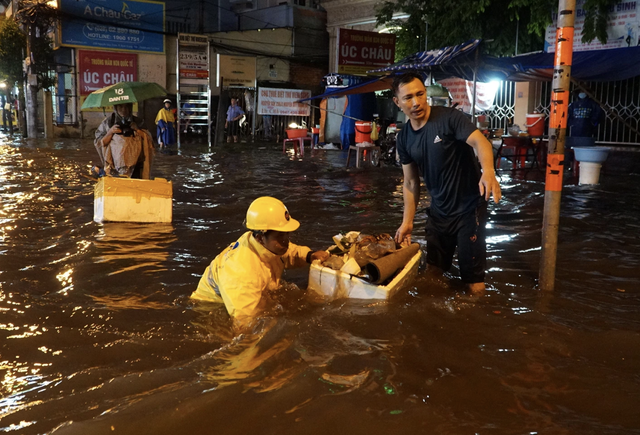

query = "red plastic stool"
[[496, 137, 530, 169], [283, 137, 312, 157]]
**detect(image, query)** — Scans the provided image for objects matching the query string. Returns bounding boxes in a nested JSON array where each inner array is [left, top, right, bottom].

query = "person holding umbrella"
[[83, 81, 170, 178], [156, 99, 176, 148], [94, 102, 155, 179]]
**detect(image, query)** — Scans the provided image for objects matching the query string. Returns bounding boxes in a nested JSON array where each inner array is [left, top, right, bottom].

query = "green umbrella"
[[81, 81, 169, 110]]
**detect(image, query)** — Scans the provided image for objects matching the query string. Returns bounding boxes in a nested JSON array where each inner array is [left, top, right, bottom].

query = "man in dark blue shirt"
[[568, 92, 604, 138], [393, 73, 501, 293]]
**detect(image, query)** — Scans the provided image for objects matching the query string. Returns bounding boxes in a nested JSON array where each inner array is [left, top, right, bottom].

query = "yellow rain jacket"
[[155, 107, 175, 125], [192, 231, 311, 321]]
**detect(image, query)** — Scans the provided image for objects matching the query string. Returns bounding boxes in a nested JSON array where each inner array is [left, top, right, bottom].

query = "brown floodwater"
[[1, 134, 639, 435]]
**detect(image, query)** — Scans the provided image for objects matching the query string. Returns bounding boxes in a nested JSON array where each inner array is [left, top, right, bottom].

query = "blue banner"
[[60, 0, 165, 53]]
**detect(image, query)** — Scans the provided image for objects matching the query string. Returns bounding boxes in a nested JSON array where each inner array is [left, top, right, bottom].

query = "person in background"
[[156, 99, 176, 148], [191, 196, 330, 328], [567, 91, 604, 140], [244, 90, 254, 136], [392, 73, 501, 294], [94, 103, 154, 178], [262, 114, 273, 141], [1, 94, 13, 133], [225, 98, 244, 143], [566, 91, 605, 169], [181, 101, 195, 134]]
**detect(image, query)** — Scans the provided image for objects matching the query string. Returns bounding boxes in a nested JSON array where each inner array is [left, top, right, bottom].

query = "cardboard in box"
[[94, 177, 173, 223], [308, 250, 421, 301]]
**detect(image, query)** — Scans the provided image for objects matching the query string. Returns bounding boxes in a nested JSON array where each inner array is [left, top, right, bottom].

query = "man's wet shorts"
[[424, 203, 487, 283]]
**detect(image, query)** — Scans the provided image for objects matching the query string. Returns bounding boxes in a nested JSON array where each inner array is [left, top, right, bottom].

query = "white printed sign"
[[179, 47, 208, 79], [544, 0, 639, 52], [257, 87, 311, 116], [437, 78, 499, 115], [217, 55, 256, 88]]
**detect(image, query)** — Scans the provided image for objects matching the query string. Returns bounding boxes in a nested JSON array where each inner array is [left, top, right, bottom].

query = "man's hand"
[[310, 250, 330, 262], [465, 130, 502, 204], [478, 170, 502, 203], [394, 222, 413, 247], [108, 124, 122, 135]]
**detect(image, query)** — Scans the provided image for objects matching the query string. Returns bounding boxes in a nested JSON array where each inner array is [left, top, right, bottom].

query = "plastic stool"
[[346, 145, 381, 168], [283, 137, 312, 157]]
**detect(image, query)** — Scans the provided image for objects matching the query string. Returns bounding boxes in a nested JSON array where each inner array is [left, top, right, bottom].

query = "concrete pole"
[[26, 23, 39, 139], [539, 0, 576, 291], [43, 90, 53, 138]]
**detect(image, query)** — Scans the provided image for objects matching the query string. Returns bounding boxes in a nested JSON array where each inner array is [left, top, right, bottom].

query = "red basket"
[[286, 129, 308, 139]]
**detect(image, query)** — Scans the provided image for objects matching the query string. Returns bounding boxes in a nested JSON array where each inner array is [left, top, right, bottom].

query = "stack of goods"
[[321, 231, 420, 285]]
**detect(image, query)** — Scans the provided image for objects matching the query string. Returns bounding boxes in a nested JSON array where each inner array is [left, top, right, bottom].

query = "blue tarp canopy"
[[367, 39, 483, 81], [368, 40, 640, 82], [483, 45, 640, 82], [300, 41, 640, 101]]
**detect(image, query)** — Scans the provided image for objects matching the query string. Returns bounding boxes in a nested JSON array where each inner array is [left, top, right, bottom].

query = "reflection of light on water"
[[0, 361, 52, 395], [56, 268, 74, 295], [7, 324, 43, 339], [89, 294, 172, 311], [487, 234, 518, 244], [94, 223, 176, 275], [511, 306, 533, 315], [2, 421, 36, 432], [519, 246, 541, 253], [38, 346, 62, 356]]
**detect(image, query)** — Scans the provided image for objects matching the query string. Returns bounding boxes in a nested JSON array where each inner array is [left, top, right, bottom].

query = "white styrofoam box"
[[94, 177, 173, 223], [308, 250, 422, 301]]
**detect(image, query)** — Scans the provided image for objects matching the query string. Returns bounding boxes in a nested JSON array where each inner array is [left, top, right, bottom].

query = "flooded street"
[[1, 135, 639, 434]]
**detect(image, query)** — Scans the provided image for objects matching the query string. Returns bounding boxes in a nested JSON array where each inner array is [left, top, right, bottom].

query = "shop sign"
[[337, 29, 396, 75], [59, 0, 165, 53], [78, 50, 137, 95], [179, 47, 209, 79]]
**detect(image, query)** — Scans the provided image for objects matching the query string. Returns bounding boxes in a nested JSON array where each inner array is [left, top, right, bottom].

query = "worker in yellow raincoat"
[[155, 99, 176, 148], [192, 197, 330, 326]]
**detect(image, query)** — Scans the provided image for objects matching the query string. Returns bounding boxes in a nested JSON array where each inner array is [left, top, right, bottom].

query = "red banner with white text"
[[78, 50, 138, 96]]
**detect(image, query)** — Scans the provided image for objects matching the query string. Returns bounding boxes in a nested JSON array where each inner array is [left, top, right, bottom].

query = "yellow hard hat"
[[245, 197, 300, 232]]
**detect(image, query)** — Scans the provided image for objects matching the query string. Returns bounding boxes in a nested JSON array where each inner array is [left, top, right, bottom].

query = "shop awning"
[[367, 39, 482, 80], [297, 76, 394, 102]]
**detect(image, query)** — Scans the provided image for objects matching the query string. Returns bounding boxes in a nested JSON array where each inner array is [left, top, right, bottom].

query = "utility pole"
[[424, 19, 428, 51], [25, 20, 38, 139], [539, 0, 576, 290], [18, 0, 57, 139]]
